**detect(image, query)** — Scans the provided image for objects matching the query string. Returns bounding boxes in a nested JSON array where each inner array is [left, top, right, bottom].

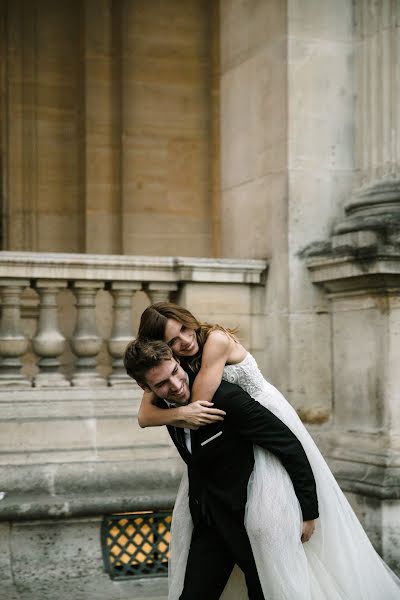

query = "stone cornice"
[[0, 252, 268, 285], [0, 490, 178, 522], [306, 253, 400, 293]]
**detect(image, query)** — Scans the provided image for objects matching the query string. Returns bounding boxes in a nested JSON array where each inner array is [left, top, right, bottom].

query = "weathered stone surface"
[[2, 0, 400, 595], [3, 517, 168, 600]]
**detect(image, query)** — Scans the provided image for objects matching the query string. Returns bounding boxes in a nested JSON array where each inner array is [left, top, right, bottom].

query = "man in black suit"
[[125, 339, 318, 600]]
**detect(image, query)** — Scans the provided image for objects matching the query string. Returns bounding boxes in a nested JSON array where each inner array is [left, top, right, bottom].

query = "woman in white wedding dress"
[[133, 302, 400, 600]]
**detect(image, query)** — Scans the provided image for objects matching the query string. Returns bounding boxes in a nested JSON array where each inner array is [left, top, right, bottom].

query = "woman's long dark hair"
[[138, 302, 238, 372]]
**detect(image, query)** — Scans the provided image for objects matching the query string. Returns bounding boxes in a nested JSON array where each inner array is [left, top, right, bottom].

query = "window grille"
[[101, 511, 172, 579]]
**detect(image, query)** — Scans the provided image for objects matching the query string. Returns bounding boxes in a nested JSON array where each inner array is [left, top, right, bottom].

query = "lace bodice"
[[222, 353, 267, 398], [222, 352, 295, 422]]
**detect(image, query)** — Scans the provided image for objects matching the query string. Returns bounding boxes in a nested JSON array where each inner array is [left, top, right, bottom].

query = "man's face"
[[143, 358, 190, 405]]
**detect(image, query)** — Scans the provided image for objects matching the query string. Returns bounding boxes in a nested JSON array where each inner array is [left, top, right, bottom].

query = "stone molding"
[[0, 478, 180, 523], [0, 252, 268, 285], [306, 251, 400, 294], [322, 430, 400, 500], [329, 459, 400, 500]]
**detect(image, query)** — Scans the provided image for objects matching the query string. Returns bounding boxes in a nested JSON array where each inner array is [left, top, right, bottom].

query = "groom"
[[125, 338, 318, 600]]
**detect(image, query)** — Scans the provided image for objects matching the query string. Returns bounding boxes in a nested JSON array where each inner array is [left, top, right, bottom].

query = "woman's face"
[[163, 318, 199, 356]]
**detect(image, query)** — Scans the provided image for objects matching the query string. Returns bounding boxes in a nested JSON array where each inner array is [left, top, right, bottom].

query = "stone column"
[[0, 280, 30, 386], [336, 0, 400, 235], [70, 281, 105, 387], [32, 280, 69, 387], [107, 282, 141, 386], [144, 283, 178, 304]]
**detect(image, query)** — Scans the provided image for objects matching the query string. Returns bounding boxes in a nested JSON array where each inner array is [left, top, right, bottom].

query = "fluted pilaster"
[[337, 0, 400, 234]]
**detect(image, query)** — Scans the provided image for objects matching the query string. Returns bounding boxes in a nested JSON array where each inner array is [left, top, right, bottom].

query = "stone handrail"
[[0, 252, 267, 388]]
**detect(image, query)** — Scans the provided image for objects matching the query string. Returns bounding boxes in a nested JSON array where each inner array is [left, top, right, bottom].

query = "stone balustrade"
[[0, 252, 267, 389], [0, 250, 268, 522]]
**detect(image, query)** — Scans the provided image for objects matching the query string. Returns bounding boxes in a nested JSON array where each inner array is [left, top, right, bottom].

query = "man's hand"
[[301, 520, 315, 543], [178, 401, 226, 429]]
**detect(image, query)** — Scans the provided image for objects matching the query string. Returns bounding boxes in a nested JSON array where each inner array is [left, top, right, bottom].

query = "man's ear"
[[138, 382, 151, 392]]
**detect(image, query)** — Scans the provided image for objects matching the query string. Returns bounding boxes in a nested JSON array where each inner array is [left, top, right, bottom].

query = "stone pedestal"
[[303, 8, 400, 569], [306, 250, 400, 572]]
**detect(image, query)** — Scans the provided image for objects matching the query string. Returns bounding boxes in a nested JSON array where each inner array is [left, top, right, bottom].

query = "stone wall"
[[1, 0, 400, 595], [1, 0, 216, 257]]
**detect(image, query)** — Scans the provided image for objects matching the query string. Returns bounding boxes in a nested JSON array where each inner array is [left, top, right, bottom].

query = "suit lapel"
[[172, 426, 192, 462], [174, 426, 185, 448]]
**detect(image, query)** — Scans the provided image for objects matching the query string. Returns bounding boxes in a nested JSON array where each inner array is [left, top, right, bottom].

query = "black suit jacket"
[[160, 379, 319, 525]]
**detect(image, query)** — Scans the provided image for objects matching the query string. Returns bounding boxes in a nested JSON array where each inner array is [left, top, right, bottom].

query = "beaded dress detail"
[[168, 354, 400, 600], [223, 353, 266, 397]]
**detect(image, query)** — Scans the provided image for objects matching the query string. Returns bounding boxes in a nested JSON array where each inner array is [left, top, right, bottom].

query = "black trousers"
[[179, 508, 265, 600]]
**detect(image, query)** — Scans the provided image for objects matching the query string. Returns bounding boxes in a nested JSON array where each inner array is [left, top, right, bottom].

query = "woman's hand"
[[177, 401, 226, 429], [301, 519, 316, 543]]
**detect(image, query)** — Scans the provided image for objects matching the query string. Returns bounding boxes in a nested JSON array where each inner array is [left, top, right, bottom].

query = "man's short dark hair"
[[124, 338, 174, 386]]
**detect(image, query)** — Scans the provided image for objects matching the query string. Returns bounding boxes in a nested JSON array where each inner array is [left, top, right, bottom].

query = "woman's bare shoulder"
[[206, 329, 247, 364], [206, 328, 231, 347]]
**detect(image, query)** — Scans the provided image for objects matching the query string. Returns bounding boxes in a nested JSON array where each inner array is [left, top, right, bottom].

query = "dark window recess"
[[101, 511, 172, 579]]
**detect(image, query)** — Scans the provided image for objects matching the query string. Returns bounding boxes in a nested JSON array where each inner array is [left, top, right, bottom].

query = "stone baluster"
[[70, 281, 106, 387], [0, 279, 30, 387], [107, 282, 141, 386], [144, 282, 178, 304], [32, 280, 70, 387]]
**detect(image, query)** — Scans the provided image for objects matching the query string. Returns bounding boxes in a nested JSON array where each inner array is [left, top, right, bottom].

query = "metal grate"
[[101, 511, 172, 579]]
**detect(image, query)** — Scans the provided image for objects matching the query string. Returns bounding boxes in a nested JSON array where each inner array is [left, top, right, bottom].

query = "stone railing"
[[0, 252, 267, 389]]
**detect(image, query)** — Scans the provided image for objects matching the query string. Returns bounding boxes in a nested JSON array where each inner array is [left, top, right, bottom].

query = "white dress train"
[[168, 353, 400, 600]]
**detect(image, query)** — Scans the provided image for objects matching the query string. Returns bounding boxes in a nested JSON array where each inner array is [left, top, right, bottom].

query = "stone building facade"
[[0, 1, 399, 598]]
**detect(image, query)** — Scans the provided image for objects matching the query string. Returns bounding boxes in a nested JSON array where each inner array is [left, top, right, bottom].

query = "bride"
[[129, 301, 400, 600]]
